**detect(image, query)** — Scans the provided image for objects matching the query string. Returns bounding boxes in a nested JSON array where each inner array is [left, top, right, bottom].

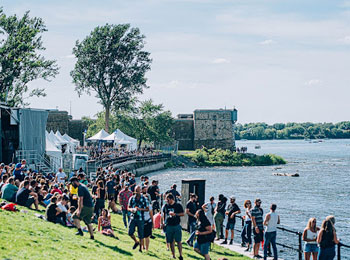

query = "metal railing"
[[15, 150, 61, 174], [86, 153, 172, 174], [234, 216, 350, 260]]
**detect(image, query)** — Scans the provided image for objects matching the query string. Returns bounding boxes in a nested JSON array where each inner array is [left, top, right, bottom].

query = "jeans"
[[241, 220, 252, 244], [122, 209, 130, 227], [214, 212, 224, 239], [318, 246, 335, 260], [264, 231, 277, 260], [187, 221, 197, 244]]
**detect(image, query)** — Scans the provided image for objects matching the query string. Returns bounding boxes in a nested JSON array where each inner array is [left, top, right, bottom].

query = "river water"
[[148, 139, 350, 259]]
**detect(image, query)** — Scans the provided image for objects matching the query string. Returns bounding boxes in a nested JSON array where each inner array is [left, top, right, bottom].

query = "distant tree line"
[[234, 122, 350, 140]]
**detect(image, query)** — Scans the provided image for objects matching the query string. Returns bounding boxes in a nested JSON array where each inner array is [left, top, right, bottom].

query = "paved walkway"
[[214, 240, 284, 260]]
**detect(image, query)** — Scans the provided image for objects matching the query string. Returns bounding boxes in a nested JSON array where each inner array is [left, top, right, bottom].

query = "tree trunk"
[[138, 139, 143, 151], [105, 105, 110, 133]]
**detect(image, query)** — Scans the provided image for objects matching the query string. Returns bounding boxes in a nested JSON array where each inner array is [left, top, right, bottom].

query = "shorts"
[[165, 224, 182, 243], [194, 241, 210, 255], [128, 219, 145, 239], [253, 228, 264, 243], [73, 206, 93, 225], [25, 197, 35, 207], [304, 243, 319, 253], [226, 221, 235, 230], [108, 193, 115, 201], [144, 220, 153, 238]]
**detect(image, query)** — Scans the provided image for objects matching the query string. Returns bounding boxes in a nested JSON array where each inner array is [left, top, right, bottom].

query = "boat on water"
[[255, 144, 261, 149]]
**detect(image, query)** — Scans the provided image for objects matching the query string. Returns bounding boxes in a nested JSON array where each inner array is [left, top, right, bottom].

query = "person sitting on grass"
[[45, 196, 65, 225], [15, 180, 39, 210], [66, 206, 76, 227], [1, 177, 18, 202], [98, 208, 117, 239]]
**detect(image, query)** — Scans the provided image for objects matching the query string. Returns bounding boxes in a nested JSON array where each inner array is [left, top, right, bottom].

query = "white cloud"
[[259, 39, 276, 45], [212, 58, 230, 64], [166, 80, 180, 89], [64, 54, 75, 59], [338, 35, 350, 44], [304, 79, 323, 86]]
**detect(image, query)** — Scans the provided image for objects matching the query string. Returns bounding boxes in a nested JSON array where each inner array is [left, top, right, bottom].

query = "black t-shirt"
[[166, 189, 181, 202], [186, 200, 197, 223], [197, 217, 211, 244], [46, 203, 58, 222], [227, 203, 240, 223], [16, 187, 31, 206], [217, 201, 226, 216], [92, 185, 97, 195], [78, 184, 94, 207], [147, 185, 159, 201], [106, 180, 116, 194], [162, 203, 184, 226]]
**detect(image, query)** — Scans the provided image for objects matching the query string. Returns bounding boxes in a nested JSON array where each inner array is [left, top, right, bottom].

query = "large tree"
[[71, 24, 152, 132], [0, 8, 59, 106]]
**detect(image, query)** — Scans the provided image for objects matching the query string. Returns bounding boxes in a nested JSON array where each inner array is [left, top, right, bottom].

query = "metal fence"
[[234, 216, 349, 260]]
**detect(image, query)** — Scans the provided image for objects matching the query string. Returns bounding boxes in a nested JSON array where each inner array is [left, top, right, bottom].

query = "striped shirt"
[[250, 206, 264, 230]]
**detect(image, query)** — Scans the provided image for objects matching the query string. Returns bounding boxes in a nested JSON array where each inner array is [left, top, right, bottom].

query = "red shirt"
[[51, 188, 62, 195]]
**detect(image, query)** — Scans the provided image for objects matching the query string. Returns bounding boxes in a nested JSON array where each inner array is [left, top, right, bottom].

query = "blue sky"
[[2, 0, 350, 123]]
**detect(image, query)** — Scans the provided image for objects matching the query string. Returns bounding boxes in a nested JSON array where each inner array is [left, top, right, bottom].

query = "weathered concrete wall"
[[112, 160, 169, 177], [194, 110, 235, 150], [68, 120, 88, 145], [46, 111, 69, 134], [173, 119, 194, 150]]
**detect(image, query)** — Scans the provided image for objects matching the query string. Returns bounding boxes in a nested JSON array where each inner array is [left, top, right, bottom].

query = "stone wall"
[[68, 120, 88, 145], [193, 110, 235, 150], [173, 119, 194, 150]]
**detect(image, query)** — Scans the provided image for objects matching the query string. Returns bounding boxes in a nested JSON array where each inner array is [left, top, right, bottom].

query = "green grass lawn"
[[0, 201, 249, 260]]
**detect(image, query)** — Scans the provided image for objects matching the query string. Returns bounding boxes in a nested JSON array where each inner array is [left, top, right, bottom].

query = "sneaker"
[[150, 235, 155, 239], [215, 238, 221, 241], [178, 256, 183, 260], [241, 242, 246, 247], [244, 248, 250, 252], [255, 255, 263, 259], [221, 240, 227, 245], [90, 235, 94, 240], [229, 239, 233, 245], [132, 242, 140, 250], [75, 230, 83, 236]]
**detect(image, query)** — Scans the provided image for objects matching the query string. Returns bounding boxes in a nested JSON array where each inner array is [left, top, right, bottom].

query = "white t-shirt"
[[56, 172, 66, 184], [57, 202, 68, 212]]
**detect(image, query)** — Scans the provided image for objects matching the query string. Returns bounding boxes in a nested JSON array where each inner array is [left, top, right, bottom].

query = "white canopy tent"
[[87, 129, 110, 142], [103, 129, 137, 150], [45, 132, 63, 172], [62, 133, 80, 146]]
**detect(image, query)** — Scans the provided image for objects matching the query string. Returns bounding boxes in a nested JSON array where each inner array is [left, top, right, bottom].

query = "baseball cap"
[[230, 196, 236, 200], [15, 163, 22, 168], [255, 198, 262, 203]]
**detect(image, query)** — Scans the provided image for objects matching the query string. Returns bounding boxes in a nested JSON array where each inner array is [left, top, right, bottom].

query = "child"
[[66, 206, 76, 227], [98, 209, 117, 238]]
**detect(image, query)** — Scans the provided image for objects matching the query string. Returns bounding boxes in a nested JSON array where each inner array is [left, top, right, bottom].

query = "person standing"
[[70, 177, 95, 239], [303, 218, 320, 260], [214, 194, 227, 240], [222, 196, 241, 245], [128, 185, 149, 252], [193, 209, 212, 260], [147, 180, 160, 214], [185, 193, 198, 246], [317, 216, 339, 260], [142, 185, 154, 251], [202, 196, 216, 229], [161, 193, 185, 260], [241, 200, 252, 251], [251, 198, 264, 259], [263, 204, 280, 260], [165, 184, 181, 203], [55, 168, 66, 185], [118, 184, 133, 228]]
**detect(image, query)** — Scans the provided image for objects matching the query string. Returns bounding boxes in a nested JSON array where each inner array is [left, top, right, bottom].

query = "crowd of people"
[[0, 159, 341, 260], [75, 145, 159, 161]]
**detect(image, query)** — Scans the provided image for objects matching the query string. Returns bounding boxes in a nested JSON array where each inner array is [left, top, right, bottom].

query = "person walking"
[[161, 193, 185, 260], [317, 216, 339, 260], [222, 196, 241, 245], [70, 177, 95, 239], [303, 218, 320, 260], [241, 200, 252, 251], [263, 204, 280, 260], [202, 196, 216, 229], [118, 184, 133, 228], [214, 194, 227, 240], [128, 185, 149, 252], [142, 185, 154, 251], [193, 209, 212, 260], [251, 198, 264, 259]]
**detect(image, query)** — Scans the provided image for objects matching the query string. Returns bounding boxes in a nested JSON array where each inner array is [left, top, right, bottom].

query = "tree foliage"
[[0, 8, 59, 106], [83, 100, 174, 149], [235, 122, 350, 140], [71, 24, 152, 132]]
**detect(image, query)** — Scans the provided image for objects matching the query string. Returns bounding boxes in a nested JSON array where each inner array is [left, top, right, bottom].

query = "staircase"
[[15, 150, 60, 175]]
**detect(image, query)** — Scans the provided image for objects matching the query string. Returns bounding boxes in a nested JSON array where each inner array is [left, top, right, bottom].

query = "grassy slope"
[[0, 201, 249, 260]]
